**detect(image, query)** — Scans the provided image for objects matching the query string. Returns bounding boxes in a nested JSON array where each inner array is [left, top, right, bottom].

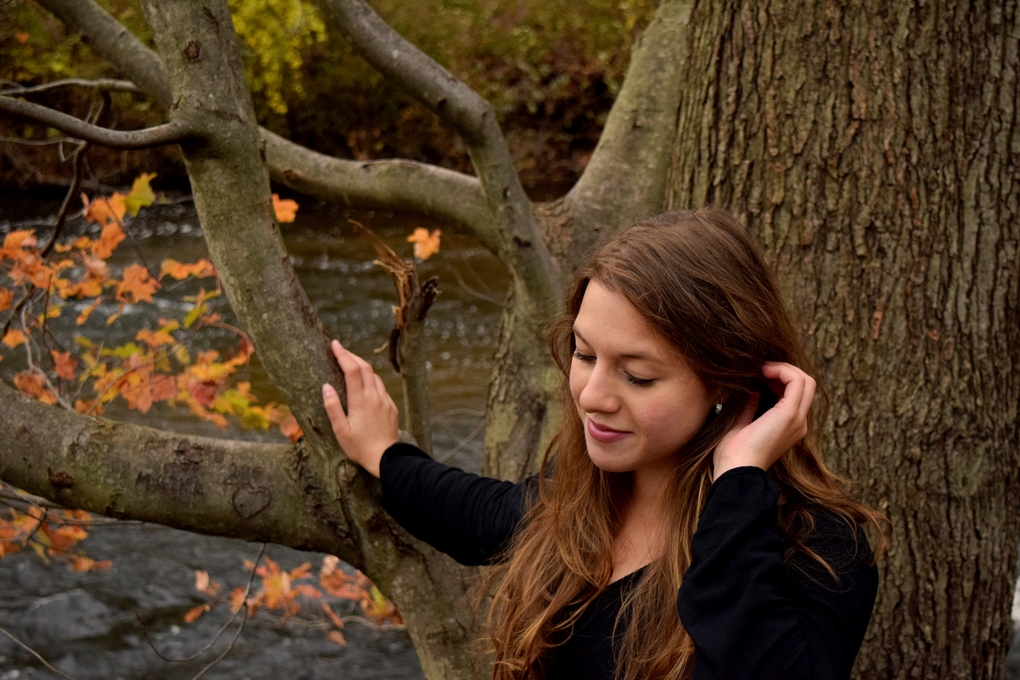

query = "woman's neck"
[[610, 468, 671, 583]]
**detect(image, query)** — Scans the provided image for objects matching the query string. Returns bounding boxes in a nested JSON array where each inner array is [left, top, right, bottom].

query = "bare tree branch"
[[34, 0, 173, 110], [316, 0, 561, 306], [32, 0, 504, 250], [564, 0, 693, 257], [0, 96, 190, 149], [263, 131, 499, 252], [0, 626, 77, 680], [0, 78, 143, 97]]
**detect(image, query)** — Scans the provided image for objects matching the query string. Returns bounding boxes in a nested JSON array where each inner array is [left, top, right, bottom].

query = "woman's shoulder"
[[782, 503, 877, 588]]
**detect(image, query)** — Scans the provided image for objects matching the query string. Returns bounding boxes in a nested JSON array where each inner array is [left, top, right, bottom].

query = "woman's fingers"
[[322, 382, 349, 433], [322, 340, 398, 479], [713, 362, 816, 481]]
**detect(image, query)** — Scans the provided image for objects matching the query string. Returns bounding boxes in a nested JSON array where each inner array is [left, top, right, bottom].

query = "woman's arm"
[[676, 467, 878, 680], [380, 442, 534, 565], [322, 340, 533, 565]]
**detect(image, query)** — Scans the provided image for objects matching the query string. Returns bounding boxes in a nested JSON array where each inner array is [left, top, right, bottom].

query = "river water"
[[2, 190, 1020, 679]]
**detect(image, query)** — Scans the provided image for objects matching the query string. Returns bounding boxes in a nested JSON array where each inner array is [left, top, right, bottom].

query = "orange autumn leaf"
[[184, 604, 210, 623], [327, 630, 348, 646], [8, 254, 53, 289], [272, 194, 298, 223], [194, 569, 221, 595], [83, 255, 110, 280], [160, 258, 216, 280], [81, 193, 126, 227], [137, 327, 175, 348], [51, 350, 77, 380], [13, 371, 57, 405], [229, 586, 247, 613], [280, 412, 302, 442], [407, 227, 441, 260], [92, 222, 126, 259], [2, 329, 26, 348], [70, 555, 112, 572], [76, 299, 101, 326], [116, 264, 160, 304], [1, 231, 37, 259], [322, 602, 346, 629], [0, 288, 13, 312]]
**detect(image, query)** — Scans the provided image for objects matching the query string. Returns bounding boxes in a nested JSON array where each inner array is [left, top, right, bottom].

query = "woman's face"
[[569, 281, 716, 476]]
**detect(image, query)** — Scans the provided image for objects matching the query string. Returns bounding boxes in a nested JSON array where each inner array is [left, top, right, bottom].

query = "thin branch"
[[0, 135, 83, 146], [21, 306, 73, 411], [316, 0, 561, 307], [34, 0, 506, 246], [0, 78, 143, 97], [34, 0, 173, 109], [138, 543, 266, 664], [41, 94, 106, 257], [0, 626, 78, 680], [263, 131, 499, 252], [0, 96, 190, 149]]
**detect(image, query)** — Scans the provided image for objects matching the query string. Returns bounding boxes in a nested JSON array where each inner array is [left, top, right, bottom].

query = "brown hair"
[[483, 208, 889, 679]]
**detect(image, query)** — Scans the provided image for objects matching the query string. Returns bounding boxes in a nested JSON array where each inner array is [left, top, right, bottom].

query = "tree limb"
[[0, 96, 190, 149], [563, 0, 694, 258], [0, 78, 143, 97], [0, 380, 343, 556], [263, 130, 499, 252], [32, 0, 503, 249], [316, 0, 561, 307], [34, 0, 173, 110]]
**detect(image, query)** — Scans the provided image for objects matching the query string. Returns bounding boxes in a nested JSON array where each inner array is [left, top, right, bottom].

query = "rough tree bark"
[[667, 1, 1020, 677]]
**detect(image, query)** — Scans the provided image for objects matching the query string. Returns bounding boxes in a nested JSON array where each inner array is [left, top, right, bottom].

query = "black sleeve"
[[378, 442, 535, 566], [676, 467, 878, 680]]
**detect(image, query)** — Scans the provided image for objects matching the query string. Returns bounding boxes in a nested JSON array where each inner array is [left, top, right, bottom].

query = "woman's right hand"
[[321, 340, 399, 478]]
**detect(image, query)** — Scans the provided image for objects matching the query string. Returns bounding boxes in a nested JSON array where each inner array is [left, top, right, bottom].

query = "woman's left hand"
[[713, 361, 816, 481]]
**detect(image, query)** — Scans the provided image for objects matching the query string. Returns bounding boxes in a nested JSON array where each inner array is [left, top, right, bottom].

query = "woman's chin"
[[584, 440, 633, 473]]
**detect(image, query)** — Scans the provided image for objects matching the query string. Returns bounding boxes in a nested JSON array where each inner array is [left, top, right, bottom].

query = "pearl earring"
[[714, 403, 723, 414]]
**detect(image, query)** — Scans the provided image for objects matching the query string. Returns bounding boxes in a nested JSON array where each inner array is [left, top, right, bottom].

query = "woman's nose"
[[577, 365, 619, 413]]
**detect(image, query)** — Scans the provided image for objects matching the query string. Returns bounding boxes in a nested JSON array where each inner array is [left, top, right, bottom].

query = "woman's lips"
[[586, 418, 629, 443]]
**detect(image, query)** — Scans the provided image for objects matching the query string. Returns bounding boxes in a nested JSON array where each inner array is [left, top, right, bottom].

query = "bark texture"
[[668, 1, 1020, 677], [129, 3, 482, 677]]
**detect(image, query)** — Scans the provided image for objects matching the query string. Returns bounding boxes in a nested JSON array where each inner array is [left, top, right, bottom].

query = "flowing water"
[[2, 190, 1020, 679]]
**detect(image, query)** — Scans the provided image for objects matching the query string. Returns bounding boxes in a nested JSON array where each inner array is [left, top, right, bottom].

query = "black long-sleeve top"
[[379, 442, 878, 680]]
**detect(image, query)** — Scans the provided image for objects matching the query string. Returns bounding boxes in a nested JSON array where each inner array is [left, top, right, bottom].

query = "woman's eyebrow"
[[573, 326, 662, 364]]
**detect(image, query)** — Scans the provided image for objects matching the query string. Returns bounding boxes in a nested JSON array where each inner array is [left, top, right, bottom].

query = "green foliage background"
[[0, 0, 657, 188]]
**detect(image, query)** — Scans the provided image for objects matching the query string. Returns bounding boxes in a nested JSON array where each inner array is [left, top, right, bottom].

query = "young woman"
[[322, 208, 888, 680]]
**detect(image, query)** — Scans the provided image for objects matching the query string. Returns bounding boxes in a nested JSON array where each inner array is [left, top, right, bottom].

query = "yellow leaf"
[[272, 193, 298, 223], [2, 329, 26, 348], [407, 228, 441, 260], [124, 173, 157, 216]]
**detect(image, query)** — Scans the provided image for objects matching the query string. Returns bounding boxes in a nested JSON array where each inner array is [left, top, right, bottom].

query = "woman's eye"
[[572, 349, 595, 363], [626, 374, 655, 387]]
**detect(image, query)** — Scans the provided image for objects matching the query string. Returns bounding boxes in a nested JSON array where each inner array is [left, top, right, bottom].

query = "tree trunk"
[[667, 1, 1020, 677], [132, 2, 482, 677]]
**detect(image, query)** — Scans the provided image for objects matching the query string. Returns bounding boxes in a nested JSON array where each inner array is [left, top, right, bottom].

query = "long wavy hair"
[[483, 208, 890, 680]]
